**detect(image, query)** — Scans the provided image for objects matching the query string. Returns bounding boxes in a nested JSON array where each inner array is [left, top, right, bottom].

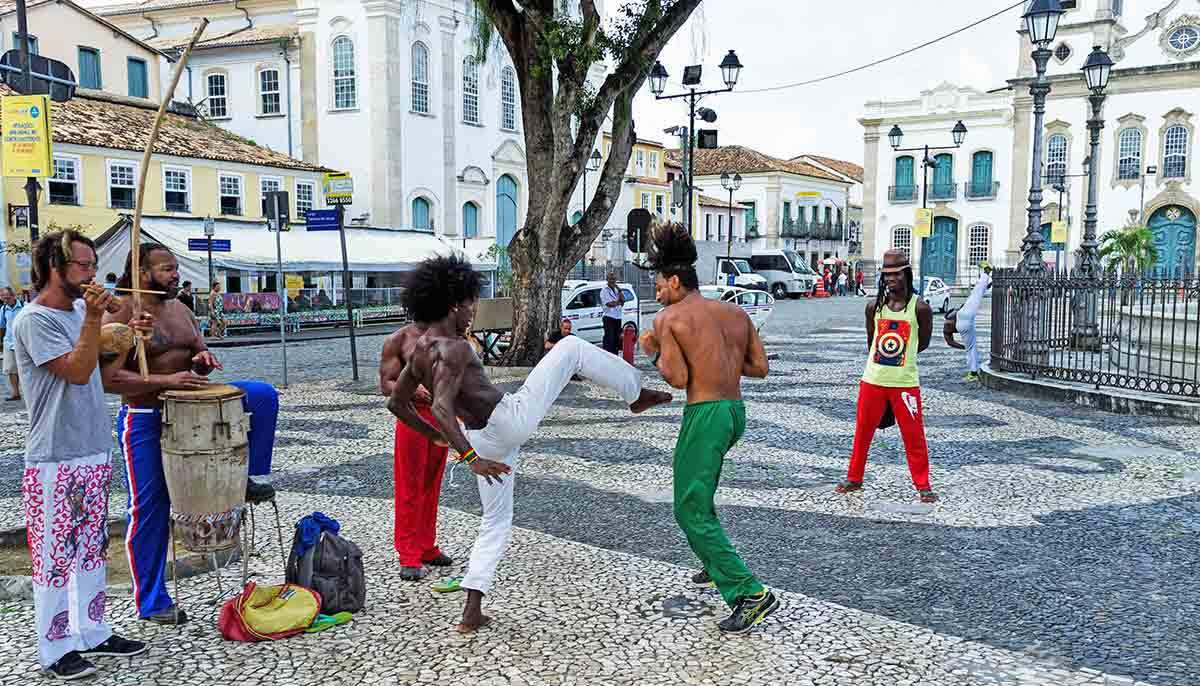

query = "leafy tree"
[[472, 0, 703, 364], [1098, 223, 1159, 276]]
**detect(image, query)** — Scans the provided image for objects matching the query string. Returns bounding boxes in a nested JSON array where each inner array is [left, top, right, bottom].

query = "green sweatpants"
[[673, 399, 764, 607]]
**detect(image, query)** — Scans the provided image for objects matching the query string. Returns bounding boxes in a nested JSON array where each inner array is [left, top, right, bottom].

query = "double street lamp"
[[720, 170, 742, 257], [886, 120, 968, 209], [1018, 0, 1066, 275], [650, 50, 744, 236], [1075, 44, 1115, 280]]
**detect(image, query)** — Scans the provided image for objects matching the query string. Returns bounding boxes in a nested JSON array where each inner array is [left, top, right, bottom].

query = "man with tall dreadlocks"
[[637, 220, 779, 633], [836, 248, 938, 503]]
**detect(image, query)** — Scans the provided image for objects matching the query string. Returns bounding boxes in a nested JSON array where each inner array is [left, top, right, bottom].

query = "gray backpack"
[[285, 527, 366, 614]]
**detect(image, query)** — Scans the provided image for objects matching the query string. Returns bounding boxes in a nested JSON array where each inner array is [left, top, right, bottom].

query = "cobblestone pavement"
[[1, 296, 1197, 685]]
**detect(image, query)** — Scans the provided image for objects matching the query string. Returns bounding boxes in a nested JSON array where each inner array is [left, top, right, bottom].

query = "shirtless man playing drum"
[[380, 323, 454, 580], [100, 243, 280, 625], [637, 220, 779, 634], [388, 254, 670, 633]]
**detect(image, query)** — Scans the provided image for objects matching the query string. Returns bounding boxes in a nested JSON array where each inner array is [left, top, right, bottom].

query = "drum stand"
[[168, 512, 251, 623], [246, 496, 286, 565]]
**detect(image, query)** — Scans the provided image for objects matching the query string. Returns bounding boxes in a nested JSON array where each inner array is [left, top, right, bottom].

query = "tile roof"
[[96, 0, 230, 16], [665, 145, 845, 183], [794, 154, 864, 183], [0, 0, 170, 56], [148, 24, 298, 51], [697, 194, 748, 207], [0, 83, 325, 173]]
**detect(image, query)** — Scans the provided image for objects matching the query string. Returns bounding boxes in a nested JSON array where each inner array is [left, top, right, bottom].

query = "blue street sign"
[[305, 208, 340, 231], [188, 238, 231, 252]]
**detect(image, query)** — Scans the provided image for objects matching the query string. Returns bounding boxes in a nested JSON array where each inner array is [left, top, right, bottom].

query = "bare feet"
[[399, 565, 428, 580], [457, 589, 490, 634], [630, 389, 672, 413]]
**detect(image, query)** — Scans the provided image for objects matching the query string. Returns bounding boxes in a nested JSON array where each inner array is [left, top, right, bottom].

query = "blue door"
[[921, 217, 958, 284], [496, 175, 519, 270], [1148, 205, 1197, 277]]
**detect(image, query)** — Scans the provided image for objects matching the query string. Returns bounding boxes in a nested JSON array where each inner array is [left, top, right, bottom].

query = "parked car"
[[714, 257, 768, 291], [697, 285, 776, 331], [920, 276, 953, 313], [494, 280, 640, 352], [749, 249, 816, 299]]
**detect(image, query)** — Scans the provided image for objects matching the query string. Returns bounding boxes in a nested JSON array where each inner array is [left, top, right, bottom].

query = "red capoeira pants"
[[847, 381, 932, 491], [393, 405, 449, 566]]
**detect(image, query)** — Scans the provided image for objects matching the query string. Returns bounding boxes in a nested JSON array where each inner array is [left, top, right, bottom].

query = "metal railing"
[[964, 181, 1000, 200], [889, 185, 918, 203], [990, 270, 1200, 400], [566, 261, 657, 302], [929, 182, 958, 201]]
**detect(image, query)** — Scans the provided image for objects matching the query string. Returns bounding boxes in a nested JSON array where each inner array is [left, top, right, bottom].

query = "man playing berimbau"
[[100, 243, 280, 625], [387, 255, 670, 633]]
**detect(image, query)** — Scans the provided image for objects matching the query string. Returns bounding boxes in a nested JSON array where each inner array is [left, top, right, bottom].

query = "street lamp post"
[[886, 121, 967, 209], [1071, 44, 1114, 349], [650, 50, 743, 237], [721, 171, 742, 257], [1019, 0, 1066, 274]]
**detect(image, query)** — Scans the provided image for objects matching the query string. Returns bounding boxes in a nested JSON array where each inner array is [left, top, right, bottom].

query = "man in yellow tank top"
[[836, 249, 938, 503]]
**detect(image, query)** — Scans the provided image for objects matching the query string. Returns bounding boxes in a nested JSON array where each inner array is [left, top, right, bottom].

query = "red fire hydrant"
[[622, 323, 637, 364]]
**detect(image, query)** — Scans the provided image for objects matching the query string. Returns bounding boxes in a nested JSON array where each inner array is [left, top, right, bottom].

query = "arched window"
[[412, 197, 431, 231], [206, 72, 228, 118], [411, 42, 429, 114], [1046, 134, 1067, 186], [331, 36, 357, 110], [892, 225, 912, 260], [462, 56, 479, 125], [968, 223, 990, 266], [1117, 128, 1142, 180], [969, 151, 993, 196], [501, 66, 517, 131], [462, 202, 479, 238], [1163, 125, 1189, 179], [893, 156, 915, 201]]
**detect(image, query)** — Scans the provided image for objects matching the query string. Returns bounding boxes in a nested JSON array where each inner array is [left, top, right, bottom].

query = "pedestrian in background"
[[855, 268, 866, 296], [600, 272, 625, 355], [177, 282, 195, 313], [837, 269, 848, 297], [1, 286, 24, 401], [208, 280, 226, 339]]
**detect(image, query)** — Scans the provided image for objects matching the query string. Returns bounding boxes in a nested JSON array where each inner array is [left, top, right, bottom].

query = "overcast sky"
[[628, 0, 1025, 164]]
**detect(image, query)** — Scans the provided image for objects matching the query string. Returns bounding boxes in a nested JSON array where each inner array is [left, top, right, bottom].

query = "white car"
[[697, 285, 775, 331], [495, 280, 640, 351], [920, 276, 953, 313]]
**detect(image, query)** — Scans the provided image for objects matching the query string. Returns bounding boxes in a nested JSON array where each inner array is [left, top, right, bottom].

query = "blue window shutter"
[[79, 48, 101, 89], [463, 203, 478, 238], [413, 198, 430, 230], [895, 156, 914, 187], [127, 58, 148, 98], [971, 151, 993, 189], [933, 154, 953, 187]]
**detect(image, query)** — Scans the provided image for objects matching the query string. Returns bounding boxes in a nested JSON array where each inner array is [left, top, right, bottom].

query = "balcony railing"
[[889, 185, 918, 203], [964, 181, 999, 200], [929, 182, 958, 201]]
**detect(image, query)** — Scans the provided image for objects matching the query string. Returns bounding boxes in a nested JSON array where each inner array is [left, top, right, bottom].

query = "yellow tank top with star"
[[862, 295, 920, 388]]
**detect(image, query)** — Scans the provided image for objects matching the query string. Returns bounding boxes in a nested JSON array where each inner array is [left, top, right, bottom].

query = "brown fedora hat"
[[879, 249, 911, 274]]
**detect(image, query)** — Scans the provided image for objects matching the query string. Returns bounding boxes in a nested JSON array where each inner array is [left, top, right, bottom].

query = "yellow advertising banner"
[[1050, 220, 1068, 244], [285, 274, 305, 296], [2, 95, 53, 177], [914, 208, 933, 238]]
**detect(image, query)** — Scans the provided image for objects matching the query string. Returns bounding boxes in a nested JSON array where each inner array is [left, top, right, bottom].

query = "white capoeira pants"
[[461, 335, 643, 595], [21, 452, 114, 668], [955, 272, 992, 372]]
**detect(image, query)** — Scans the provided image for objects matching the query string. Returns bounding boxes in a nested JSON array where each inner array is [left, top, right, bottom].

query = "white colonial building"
[[96, 0, 531, 261], [862, 0, 1200, 286]]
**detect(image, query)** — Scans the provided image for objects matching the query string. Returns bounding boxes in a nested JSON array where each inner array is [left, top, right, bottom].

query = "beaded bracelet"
[[458, 448, 477, 464]]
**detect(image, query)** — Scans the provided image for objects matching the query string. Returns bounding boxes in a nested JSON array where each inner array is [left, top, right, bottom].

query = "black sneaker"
[[691, 570, 713, 587], [425, 553, 454, 567], [246, 479, 276, 503], [46, 652, 97, 681], [80, 635, 148, 658], [142, 606, 188, 626], [399, 565, 428, 581], [718, 590, 781, 634]]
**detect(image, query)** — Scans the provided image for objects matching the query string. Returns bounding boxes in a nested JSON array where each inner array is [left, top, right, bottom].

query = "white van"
[[749, 249, 816, 299], [495, 280, 640, 352], [715, 257, 768, 291]]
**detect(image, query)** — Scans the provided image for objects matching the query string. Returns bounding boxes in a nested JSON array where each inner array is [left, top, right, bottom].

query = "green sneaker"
[[718, 590, 781, 633], [431, 576, 463, 593], [978, 260, 992, 274], [963, 372, 979, 382]]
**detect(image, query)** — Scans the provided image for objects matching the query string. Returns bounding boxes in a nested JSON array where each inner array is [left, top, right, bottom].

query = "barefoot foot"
[[456, 614, 491, 634], [630, 389, 672, 413]]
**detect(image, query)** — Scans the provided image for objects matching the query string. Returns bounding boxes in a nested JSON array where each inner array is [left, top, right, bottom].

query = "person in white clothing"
[[944, 262, 993, 382], [599, 272, 625, 355], [388, 255, 671, 634]]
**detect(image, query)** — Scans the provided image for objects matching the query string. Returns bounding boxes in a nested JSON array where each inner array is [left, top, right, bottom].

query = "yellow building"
[[1, 84, 327, 288]]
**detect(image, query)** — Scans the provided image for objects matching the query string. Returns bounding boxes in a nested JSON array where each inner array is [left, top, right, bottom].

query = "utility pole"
[[16, 0, 40, 242]]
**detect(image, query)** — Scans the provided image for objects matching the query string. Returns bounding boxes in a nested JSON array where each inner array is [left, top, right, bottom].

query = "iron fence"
[[990, 269, 1200, 399], [566, 261, 657, 301]]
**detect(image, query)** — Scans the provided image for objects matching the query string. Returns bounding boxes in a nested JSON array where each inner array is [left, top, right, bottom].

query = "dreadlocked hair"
[[401, 254, 482, 323], [643, 220, 699, 290], [118, 243, 172, 289], [874, 267, 915, 315]]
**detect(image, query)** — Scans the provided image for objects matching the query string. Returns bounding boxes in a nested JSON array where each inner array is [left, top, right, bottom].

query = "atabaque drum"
[[160, 384, 250, 553]]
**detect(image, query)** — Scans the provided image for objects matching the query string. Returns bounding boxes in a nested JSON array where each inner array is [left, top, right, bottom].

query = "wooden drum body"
[[160, 385, 250, 553]]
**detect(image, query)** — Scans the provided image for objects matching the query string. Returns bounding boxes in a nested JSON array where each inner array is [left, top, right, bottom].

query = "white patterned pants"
[[22, 452, 114, 668]]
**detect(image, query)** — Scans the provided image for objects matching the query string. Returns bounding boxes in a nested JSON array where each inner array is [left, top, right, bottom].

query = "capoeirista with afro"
[[644, 220, 699, 290], [401, 254, 483, 323]]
